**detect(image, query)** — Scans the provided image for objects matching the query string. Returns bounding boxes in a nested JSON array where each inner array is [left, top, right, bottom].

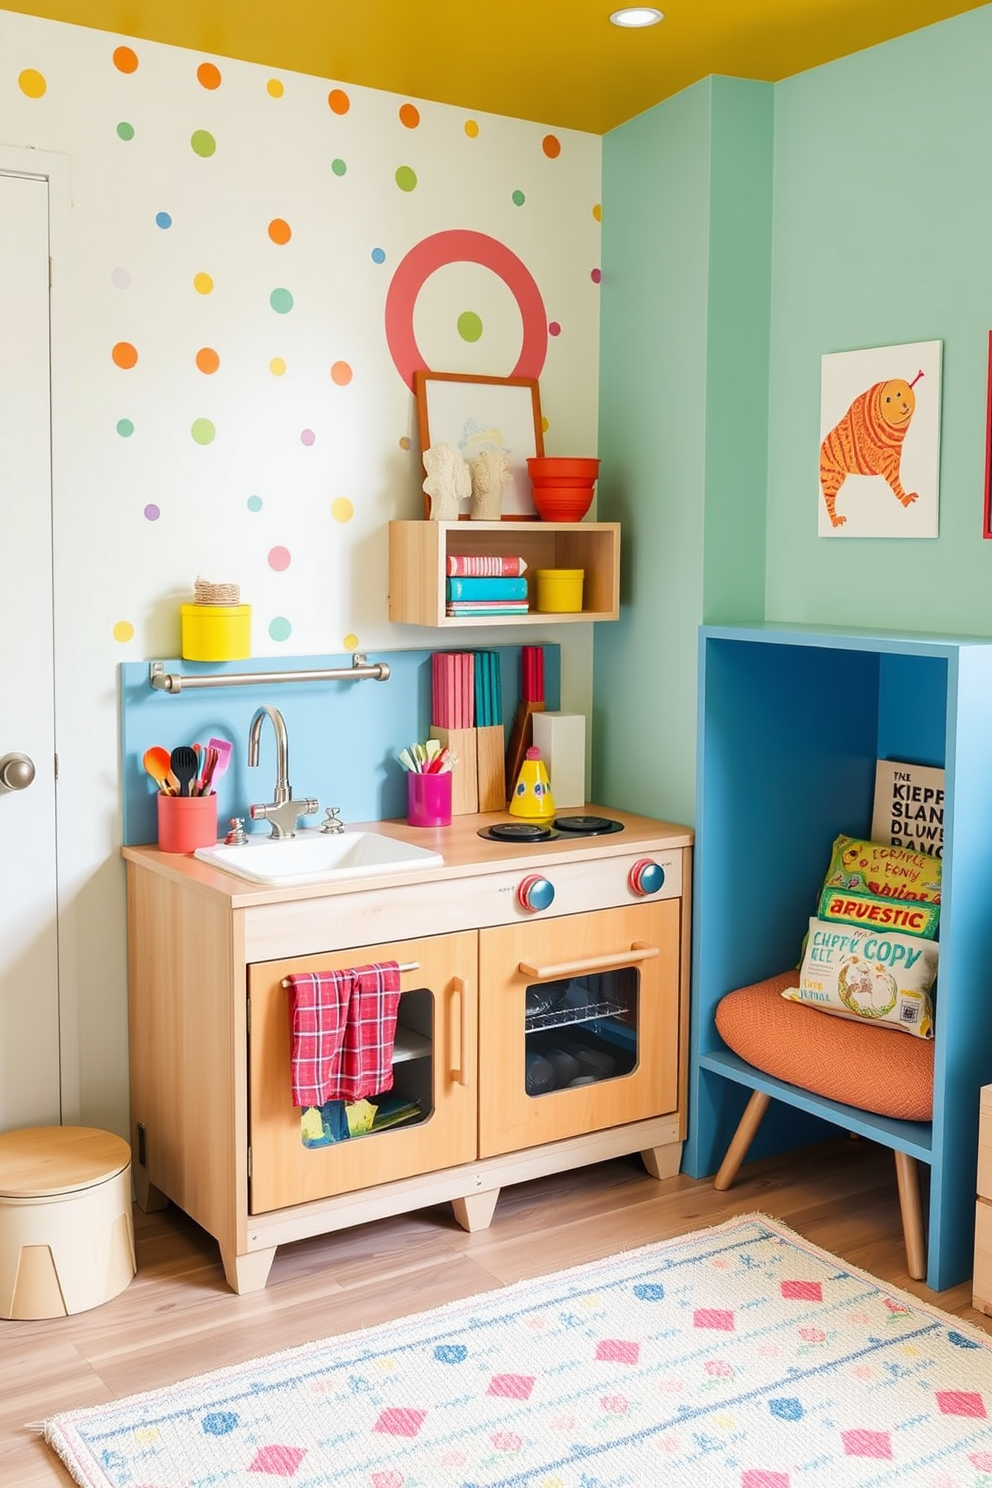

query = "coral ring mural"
[[385, 229, 548, 390]]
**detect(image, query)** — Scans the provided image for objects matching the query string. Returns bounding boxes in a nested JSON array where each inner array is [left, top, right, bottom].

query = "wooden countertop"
[[121, 804, 693, 908]]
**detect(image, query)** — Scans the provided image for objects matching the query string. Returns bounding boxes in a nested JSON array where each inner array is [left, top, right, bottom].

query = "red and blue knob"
[[629, 858, 665, 896], [516, 874, 555, 912]]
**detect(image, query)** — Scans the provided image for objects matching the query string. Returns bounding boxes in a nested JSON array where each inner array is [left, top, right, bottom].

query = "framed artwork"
[[818, 339, 942, 539], [414, 370, 544, 518], [984, 332, 992, 538]]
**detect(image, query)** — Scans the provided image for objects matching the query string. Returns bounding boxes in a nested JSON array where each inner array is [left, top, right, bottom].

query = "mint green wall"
[[595, 78, 772, 826], [767, 5, 992, 630]]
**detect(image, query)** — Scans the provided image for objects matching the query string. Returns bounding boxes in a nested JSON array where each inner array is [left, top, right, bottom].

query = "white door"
[[0, 168, 61, 1128]]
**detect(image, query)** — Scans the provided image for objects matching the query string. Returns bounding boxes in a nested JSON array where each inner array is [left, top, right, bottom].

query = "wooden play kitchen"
[[123, 805, 691, 1293]]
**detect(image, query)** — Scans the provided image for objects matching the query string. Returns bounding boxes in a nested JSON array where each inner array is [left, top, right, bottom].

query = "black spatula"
[[170, 745, 199, 797]]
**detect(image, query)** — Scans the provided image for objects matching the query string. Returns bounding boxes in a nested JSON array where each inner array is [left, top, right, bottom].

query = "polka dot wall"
[[2, 7, 601, 659]]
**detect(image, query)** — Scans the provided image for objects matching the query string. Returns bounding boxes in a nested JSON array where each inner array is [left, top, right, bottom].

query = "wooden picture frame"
[[414, 370, 544, 519], [984, 331, 992, 538]]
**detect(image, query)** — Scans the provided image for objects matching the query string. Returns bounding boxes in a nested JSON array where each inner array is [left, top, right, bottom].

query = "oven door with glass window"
[[477, 900, 680, 1157]]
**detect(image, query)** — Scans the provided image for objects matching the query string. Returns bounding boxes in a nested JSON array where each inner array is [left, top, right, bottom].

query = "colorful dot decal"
[[458, 311, 483, 343], [593, 203, 603, 222], [267, 78, 284, 98], [269, 617, 292, 642], [143, 503, 159, 521], [541, 415, 550, 433], [465, 120, 479, 138], [247, 494, 263, 511], [371, 247, 386, 264], [395, 166, 417, 192], [300, 429, 315, 446], [330, 361, 352, 386], [268, 218, 292, 245], [328, 89, 350, 115], [542, 135, 561, 159], [19, 69, 46, 98], [343, 632, 359, 651], [191, 130, 216, 158], [113, 46, 138, 73], [399, 103, 420, 129], [113, 621, 135, 642], [331, 158, 347, 177], [269, 357, 286, 376], [155, 211, 172, 228], [399, 436, 411, 450], [332, 497, 354, 522], [592, 268, 602, 283], [197, 62, 221, 90], [191, 418, 215, 444], [549, 321, 561, 336], [112, 342, 138, 369], [111, 268, 130, 289], [117, 418, 134, 437], [270, 288, 294, 314], [512, 190, 525, 206], [196, 347, 220, 373], [193, 272, 214, 294], [117, 122, 135, 141], [385, 229, 548, 389], [268, 546, 291, 571]]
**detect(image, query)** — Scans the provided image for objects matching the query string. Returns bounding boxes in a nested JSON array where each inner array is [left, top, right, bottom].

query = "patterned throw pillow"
[[818, 834, 942, 926], [783, 916, 938, 1039]]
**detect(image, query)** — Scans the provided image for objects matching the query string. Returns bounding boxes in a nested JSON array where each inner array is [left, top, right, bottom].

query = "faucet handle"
[[320, 806, 344, 834]]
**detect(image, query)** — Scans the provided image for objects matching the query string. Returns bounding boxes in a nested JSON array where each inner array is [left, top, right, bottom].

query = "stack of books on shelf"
[[445, 554, 529, 616]]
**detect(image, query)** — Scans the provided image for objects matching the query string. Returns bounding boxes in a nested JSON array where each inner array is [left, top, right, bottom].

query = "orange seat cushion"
[[715, 971, 934, 1122]]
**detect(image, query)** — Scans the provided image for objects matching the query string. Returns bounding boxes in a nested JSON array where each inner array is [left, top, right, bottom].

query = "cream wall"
[[0, 9, 602, 1133]]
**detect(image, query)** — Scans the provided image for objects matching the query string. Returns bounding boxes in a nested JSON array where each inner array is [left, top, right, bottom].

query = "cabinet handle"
[[518, 942, 659, 981], [450, 975, 469, 1087], [280, 960, 420, 989]]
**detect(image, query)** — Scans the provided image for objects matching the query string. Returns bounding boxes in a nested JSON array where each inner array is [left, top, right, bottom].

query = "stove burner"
[[478, 814, 625, 843], [553, 815, 625, 837], [479, 820, 559, 843]]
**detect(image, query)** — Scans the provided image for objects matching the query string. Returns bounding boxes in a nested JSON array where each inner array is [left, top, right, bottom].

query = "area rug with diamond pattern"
[[43, 1212, 992, 1486]]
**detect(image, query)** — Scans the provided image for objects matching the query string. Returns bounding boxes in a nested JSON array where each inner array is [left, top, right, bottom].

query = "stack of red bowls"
[[526, 456, 601, 522]]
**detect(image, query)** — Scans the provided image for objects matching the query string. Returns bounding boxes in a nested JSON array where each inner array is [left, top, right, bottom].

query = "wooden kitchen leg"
[[640, 1142, 683, 1180], [132, 1167, 168, 1213], [713, 1090, 772, 1191], [451, 1189, 500, 1232], [220, 1244, 277, 1294]]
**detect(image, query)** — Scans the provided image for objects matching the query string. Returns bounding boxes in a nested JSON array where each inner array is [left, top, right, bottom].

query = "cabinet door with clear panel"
[[248, 932, 476, 1213], [478, 901, 680, 1158]]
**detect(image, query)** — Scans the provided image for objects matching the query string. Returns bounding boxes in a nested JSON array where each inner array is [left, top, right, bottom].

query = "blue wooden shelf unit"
[[684, 623, 992, 1292]]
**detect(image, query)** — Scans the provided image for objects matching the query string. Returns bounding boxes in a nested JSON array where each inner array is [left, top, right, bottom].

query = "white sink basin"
[[194, 829, 443, 886]]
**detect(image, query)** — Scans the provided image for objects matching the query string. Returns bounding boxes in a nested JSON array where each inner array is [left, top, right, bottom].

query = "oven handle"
[[450, 975, 469, 1087], [517, 942, 659, 981]]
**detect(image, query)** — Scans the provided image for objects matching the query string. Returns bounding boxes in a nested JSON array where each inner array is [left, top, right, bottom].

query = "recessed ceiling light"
[[609, 7, 664, 27]]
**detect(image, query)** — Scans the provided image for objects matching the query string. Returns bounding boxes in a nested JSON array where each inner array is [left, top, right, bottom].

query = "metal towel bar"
[[149, 652, 390, 694]]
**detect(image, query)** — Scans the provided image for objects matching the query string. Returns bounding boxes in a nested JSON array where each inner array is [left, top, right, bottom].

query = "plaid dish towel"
[[286, 961, 402, 1108]]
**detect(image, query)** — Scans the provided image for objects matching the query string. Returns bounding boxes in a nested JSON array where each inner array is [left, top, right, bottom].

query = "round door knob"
[[516, 873, 555, 913], [0, 752, 36, 791], [629, 858, 665, 896]]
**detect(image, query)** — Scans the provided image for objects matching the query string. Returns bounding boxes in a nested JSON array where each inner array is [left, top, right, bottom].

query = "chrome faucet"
[[247, 705, 319, 839]]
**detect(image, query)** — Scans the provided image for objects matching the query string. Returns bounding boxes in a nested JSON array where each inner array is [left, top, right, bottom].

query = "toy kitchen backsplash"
[[119, 645, 561, 847]]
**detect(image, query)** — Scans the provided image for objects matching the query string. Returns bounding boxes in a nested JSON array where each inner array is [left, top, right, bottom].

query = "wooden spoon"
[[143, 746, 174, 794]]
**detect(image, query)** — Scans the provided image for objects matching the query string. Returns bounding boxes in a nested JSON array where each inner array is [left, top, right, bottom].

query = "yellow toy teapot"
[[509, 746, 556, 820]]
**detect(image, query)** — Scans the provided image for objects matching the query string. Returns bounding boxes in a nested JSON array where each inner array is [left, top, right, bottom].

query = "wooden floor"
[[5, 1135, 989, 1486]]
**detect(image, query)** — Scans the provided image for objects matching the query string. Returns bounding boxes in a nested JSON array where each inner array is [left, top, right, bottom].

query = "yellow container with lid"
[[535, 569, 584, 613], [181, 604, 251, 661], [509, 747, 556, 820]]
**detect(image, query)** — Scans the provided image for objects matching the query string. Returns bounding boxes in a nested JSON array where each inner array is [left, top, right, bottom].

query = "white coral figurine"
[[469, 450, 510, 521], [423, 442, 471, 521]]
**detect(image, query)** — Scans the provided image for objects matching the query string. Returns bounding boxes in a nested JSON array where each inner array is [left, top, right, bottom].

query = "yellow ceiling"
[[3, 0, 986, 132]]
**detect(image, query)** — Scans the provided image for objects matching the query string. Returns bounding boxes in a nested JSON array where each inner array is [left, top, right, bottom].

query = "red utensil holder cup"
[[157, 793, 218, 853]]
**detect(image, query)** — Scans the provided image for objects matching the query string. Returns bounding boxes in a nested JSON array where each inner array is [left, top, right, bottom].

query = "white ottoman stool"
[[0, 1126, 135, 1319]]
